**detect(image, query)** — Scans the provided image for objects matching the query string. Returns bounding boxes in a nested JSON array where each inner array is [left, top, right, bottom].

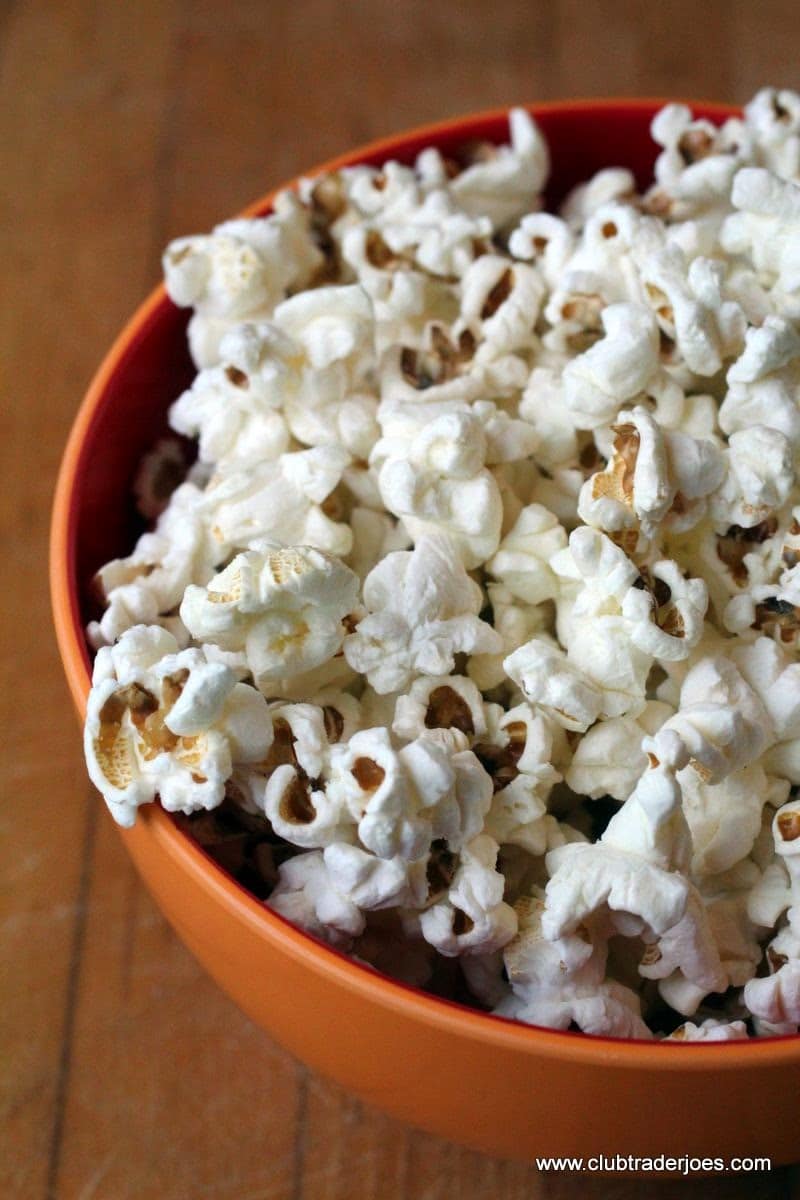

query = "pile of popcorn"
[[84, 90, 800, 1041]]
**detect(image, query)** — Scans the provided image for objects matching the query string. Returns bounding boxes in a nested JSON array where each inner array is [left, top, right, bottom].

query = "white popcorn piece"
[[720, 317, 800, 452], [164, 195, 325, 367], [392, 675, 488, 744], [565, 702, 674, 801], [476, 706, 564, 853], [449, 108, 549, 230], [344, 536, 501, 694], [665, 1018, 748, 1042], [85, 626, 272, 827], [373, 394, 537, 472], [485, 503, 567, 606], [744, 801, 800, 1028], [258, 699, 359, 849], [577, 407, 724, 542], [504, 637, 604, 732], [681, 762, 771, 878], [648, 105, 747, 218], [744, 88, 800, 181], [274, 285, 378, 452], [264, 764, 351, 849], [456, 255, 546, 359], [169, 324, 294, 469], [638, 889, 726, 1016], [562, 303, 661, 430], [89, 483, 221, 648], [636, 243, 746, 376], [378, 410, 503, 568], [325, 728, 492, 861], [710, 426, 794, 531], [542, 733, 692, 942], [560, 168, 637, 229], [731, 638, 800, 784], [566, 525, 708, 666], [324, 842, 427, 912], [496, 895, 651, 1038], [658, 654, 772, 785], [180, 544, 359, 693], [200, 445, 353, 557], [508, 212, 575, 288], [418, 835, 517, 957], [722, 168, 800, 316], [268, 851, 366, 947]]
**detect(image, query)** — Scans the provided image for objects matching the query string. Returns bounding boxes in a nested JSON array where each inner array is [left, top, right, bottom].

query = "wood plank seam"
[[44, 794, 99, 1200]]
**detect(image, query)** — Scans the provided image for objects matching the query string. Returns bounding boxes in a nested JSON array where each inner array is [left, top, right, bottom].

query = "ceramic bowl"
[[51, 98, 800, 1165]]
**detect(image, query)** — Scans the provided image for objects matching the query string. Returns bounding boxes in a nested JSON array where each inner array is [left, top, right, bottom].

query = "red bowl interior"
[[53, 96, 800, 1062]]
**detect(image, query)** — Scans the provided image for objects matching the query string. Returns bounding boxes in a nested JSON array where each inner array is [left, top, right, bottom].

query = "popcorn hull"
[[52, 98, 800, 1166]]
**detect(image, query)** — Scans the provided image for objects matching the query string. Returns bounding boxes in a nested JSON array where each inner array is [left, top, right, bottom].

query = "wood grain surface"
[[2, 1, 799, 1197]]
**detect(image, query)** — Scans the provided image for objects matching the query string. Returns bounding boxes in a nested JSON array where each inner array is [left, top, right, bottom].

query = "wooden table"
[[3, 2, 799, 1196]]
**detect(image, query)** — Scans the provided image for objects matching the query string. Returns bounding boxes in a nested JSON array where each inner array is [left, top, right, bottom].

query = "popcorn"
[[85, 626, 272, 826], [722, 168, 800, 316], [268, 851, 366, 947], [392, 674, 488, 744], [164, 195, 324, 367], [565, 702, 673, 801], [89, 483, 220, 648], [496, 895, 652, 1038], [344, 535, 501, 694], [680, 763, 771, 878], [638, 889, 726, 1015], [449, 107, 549, 230], [485, 503, 567, 605], [181, 544, 359, 693], [378, 410, 503, 568], [325, 727, 492, 860], [508, 212, 574, 288], [635, 243, 746, 375], [456, 256, 545, 359], [709, 426, 794, 530], [200, 445, 353, 557], [562, 303, 661, 430], [418, 835, 517, 956], [84, 91, 800, 1041], [504, 637, 605, 732], [577, 407, 724, 541], [542, 734, 692, 942], [479, 706, 564, 856], [744, 88, 800, 180], [744, 801, 800, 1029], [657, 654, 772, 784], [648, 104, 747, 218], [719, 317, 800, 451], [565, 526, 709, 665], [665, 1018, 748, 1042]]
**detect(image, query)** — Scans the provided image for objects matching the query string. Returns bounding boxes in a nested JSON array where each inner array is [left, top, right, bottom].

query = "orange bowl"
[[51, 98, 800, 1166]]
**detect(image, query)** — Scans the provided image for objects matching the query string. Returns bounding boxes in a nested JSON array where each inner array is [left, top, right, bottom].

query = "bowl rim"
[[51, 95, 800, 1067]]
